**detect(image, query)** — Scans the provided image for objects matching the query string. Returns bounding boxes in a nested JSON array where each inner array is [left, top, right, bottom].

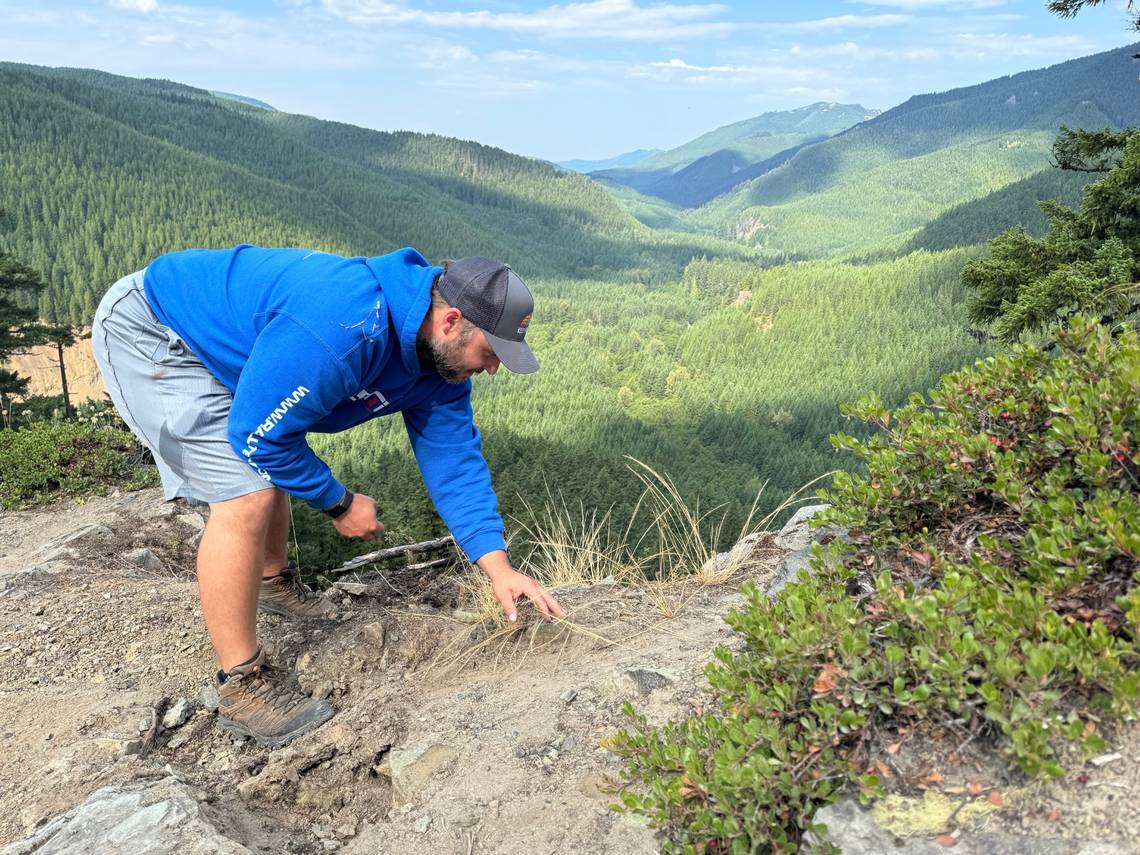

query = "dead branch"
[[403, 556, 454, 572], [331, 536, 455, 574]]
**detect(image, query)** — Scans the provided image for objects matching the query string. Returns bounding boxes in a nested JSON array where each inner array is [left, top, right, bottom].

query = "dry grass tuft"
[[429, 461, 836, 673]]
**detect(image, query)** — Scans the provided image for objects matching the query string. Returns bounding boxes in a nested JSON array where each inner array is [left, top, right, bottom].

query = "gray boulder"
[[766, 504, 844, 598], [2, 778, 249, 854], [812, 798, 1127, 854], [124, 548, 166, 574]]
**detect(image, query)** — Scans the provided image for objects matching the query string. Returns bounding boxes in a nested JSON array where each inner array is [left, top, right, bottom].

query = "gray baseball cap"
[[436, 257, 539, 374]]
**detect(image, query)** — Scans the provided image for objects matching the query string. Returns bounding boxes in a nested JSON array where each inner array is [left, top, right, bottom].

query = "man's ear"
[[440, 307, 465, 336]]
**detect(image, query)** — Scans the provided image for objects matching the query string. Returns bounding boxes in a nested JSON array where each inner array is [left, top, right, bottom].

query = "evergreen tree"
[[41, 323, 78, 419], [1048, 0, 1139, 32], [961, 128, 1139, 343], [0, 246, 47, 403]]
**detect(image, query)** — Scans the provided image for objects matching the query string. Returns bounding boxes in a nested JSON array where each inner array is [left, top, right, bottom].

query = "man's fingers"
[[544, 591, 566, 618], [523, 584, 566, 620], [496, 589, 518, 622], [526, 589, 553, 619], [539, 590, 566, 619]]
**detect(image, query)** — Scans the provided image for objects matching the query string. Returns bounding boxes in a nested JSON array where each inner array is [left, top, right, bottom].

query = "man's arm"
[[227, 313, 361, 509], [402, 382, 507, 562], [403, 384, 564, 621]]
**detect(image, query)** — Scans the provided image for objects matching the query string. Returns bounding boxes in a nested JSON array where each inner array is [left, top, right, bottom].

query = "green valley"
[[2, 44, 1132, 567]]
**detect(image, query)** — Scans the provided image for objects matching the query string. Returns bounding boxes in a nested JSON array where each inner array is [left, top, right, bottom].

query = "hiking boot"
[[216, 648, 333, 748], [259, 563, 338, 620]]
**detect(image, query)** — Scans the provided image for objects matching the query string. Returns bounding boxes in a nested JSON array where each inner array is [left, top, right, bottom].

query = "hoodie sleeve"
[[402, 383, 506, 563], [227, 312, 362, 509]]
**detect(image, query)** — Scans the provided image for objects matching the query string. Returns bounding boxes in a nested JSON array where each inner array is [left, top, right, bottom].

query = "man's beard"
[[417, 327, 474, 384]]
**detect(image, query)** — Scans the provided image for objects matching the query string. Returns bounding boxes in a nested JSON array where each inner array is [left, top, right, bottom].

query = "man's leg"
[[93, 278, 332, 746], [262, 489, 291, 579], [199, 486, 334, 747], [198, 489, 277, 671], [256, 490, 339, 619]]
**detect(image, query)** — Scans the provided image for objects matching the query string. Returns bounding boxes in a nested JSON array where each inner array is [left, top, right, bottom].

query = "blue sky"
[[1, 0, 1135, 161]]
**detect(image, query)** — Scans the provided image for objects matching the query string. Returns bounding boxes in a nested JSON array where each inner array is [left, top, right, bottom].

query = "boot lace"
[[281, 567, 315, 602], [236, 663, 307, 713]]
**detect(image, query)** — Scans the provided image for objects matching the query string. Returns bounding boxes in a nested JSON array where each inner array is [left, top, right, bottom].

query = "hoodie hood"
[[365, 247, 442, 376]]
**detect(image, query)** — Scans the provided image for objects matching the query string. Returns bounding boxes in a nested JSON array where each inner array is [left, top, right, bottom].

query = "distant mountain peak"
[[591, 101, 877, 208], [557, 149, 661, 173]]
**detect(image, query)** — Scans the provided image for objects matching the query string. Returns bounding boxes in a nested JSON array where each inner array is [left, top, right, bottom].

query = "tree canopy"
[[962, 127, 1140, 343]]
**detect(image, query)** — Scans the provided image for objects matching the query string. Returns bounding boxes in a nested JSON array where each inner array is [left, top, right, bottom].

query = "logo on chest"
[[351, 388, 391, 413]]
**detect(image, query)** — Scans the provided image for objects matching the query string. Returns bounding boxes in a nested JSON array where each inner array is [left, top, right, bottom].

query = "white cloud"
[[786, 41, 944, 61], [322, 0, 734, 40], [777, 13, 912, 31], [142, 32, 178, 46], [404, 44, 626, 97], [110, 0, 159, 12], [851, 0, 1006, 8], [631, 56, 840, 89], [952, 32, 1095, 55]]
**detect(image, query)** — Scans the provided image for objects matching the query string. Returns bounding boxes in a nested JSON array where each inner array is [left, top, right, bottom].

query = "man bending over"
[[92, 245, 564, 748]]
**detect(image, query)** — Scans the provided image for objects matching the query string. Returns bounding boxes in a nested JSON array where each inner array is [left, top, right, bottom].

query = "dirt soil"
[[3, 488, 1139, 854], [0, 488, 775, 853]]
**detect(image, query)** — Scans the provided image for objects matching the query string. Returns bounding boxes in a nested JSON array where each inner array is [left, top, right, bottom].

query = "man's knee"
[[208, 488, 279, 526]]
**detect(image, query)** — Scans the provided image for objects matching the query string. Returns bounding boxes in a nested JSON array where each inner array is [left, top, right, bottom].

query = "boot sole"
[[217, 705, 335, 749]]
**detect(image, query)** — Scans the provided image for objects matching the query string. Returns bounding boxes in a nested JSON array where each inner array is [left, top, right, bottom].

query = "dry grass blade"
[[511, 487, 639, 588]]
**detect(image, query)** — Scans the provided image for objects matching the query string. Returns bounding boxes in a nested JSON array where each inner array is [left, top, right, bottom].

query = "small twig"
[[466, 832, 473, 855], [945, 796, 971, 829], [140, 696, 171, 757], [403, 556, 453, 572], [954, 726, 982, 757], [790, 748, 823, 783]]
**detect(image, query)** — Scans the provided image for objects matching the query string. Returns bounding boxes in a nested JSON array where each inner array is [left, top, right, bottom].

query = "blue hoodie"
[[142, 244, 506, 563]]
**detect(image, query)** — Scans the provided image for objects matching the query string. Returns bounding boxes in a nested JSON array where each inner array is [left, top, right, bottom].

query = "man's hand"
[[478, 550, 565, 623], [333, 492, 385, 540]]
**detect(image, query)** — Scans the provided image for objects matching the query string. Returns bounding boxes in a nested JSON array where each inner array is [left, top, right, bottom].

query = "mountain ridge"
[[0, 61, 750, 322], [592, 102, 876, 209], [557, 149, 660, 173], [684, 42, 1140, 256]]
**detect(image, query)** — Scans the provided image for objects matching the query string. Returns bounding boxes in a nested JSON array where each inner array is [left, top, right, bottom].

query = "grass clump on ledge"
[[607, 316, 1140, 854], [0, 421, 158, 509]]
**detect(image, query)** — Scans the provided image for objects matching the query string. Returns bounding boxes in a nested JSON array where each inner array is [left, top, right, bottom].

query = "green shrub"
[[1, 395, 128, 431], [0, 421, 158, 508], [608, 316, 1140, 853], [1, 393, 69, 429]]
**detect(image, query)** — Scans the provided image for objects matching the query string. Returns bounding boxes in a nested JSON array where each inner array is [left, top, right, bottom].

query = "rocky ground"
[[1, 490, 1138, 854]]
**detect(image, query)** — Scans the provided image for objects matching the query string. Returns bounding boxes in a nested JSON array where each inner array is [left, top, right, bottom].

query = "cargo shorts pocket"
[[134, 322, 186, 365]]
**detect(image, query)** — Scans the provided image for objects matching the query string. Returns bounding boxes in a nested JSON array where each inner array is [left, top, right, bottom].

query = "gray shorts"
[[91, 270, 273, 505]]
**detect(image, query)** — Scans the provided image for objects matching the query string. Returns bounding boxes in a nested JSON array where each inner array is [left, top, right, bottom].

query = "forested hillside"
[[0, 62, 1013, 569], [687, 43, 1140, 257], [903, 166, 1093, 252], [0, 63, 749, 323], [295, 248, 988, 566]]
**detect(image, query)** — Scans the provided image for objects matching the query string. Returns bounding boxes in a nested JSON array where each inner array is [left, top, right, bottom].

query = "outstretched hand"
[[488, 566, 565, 623]]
